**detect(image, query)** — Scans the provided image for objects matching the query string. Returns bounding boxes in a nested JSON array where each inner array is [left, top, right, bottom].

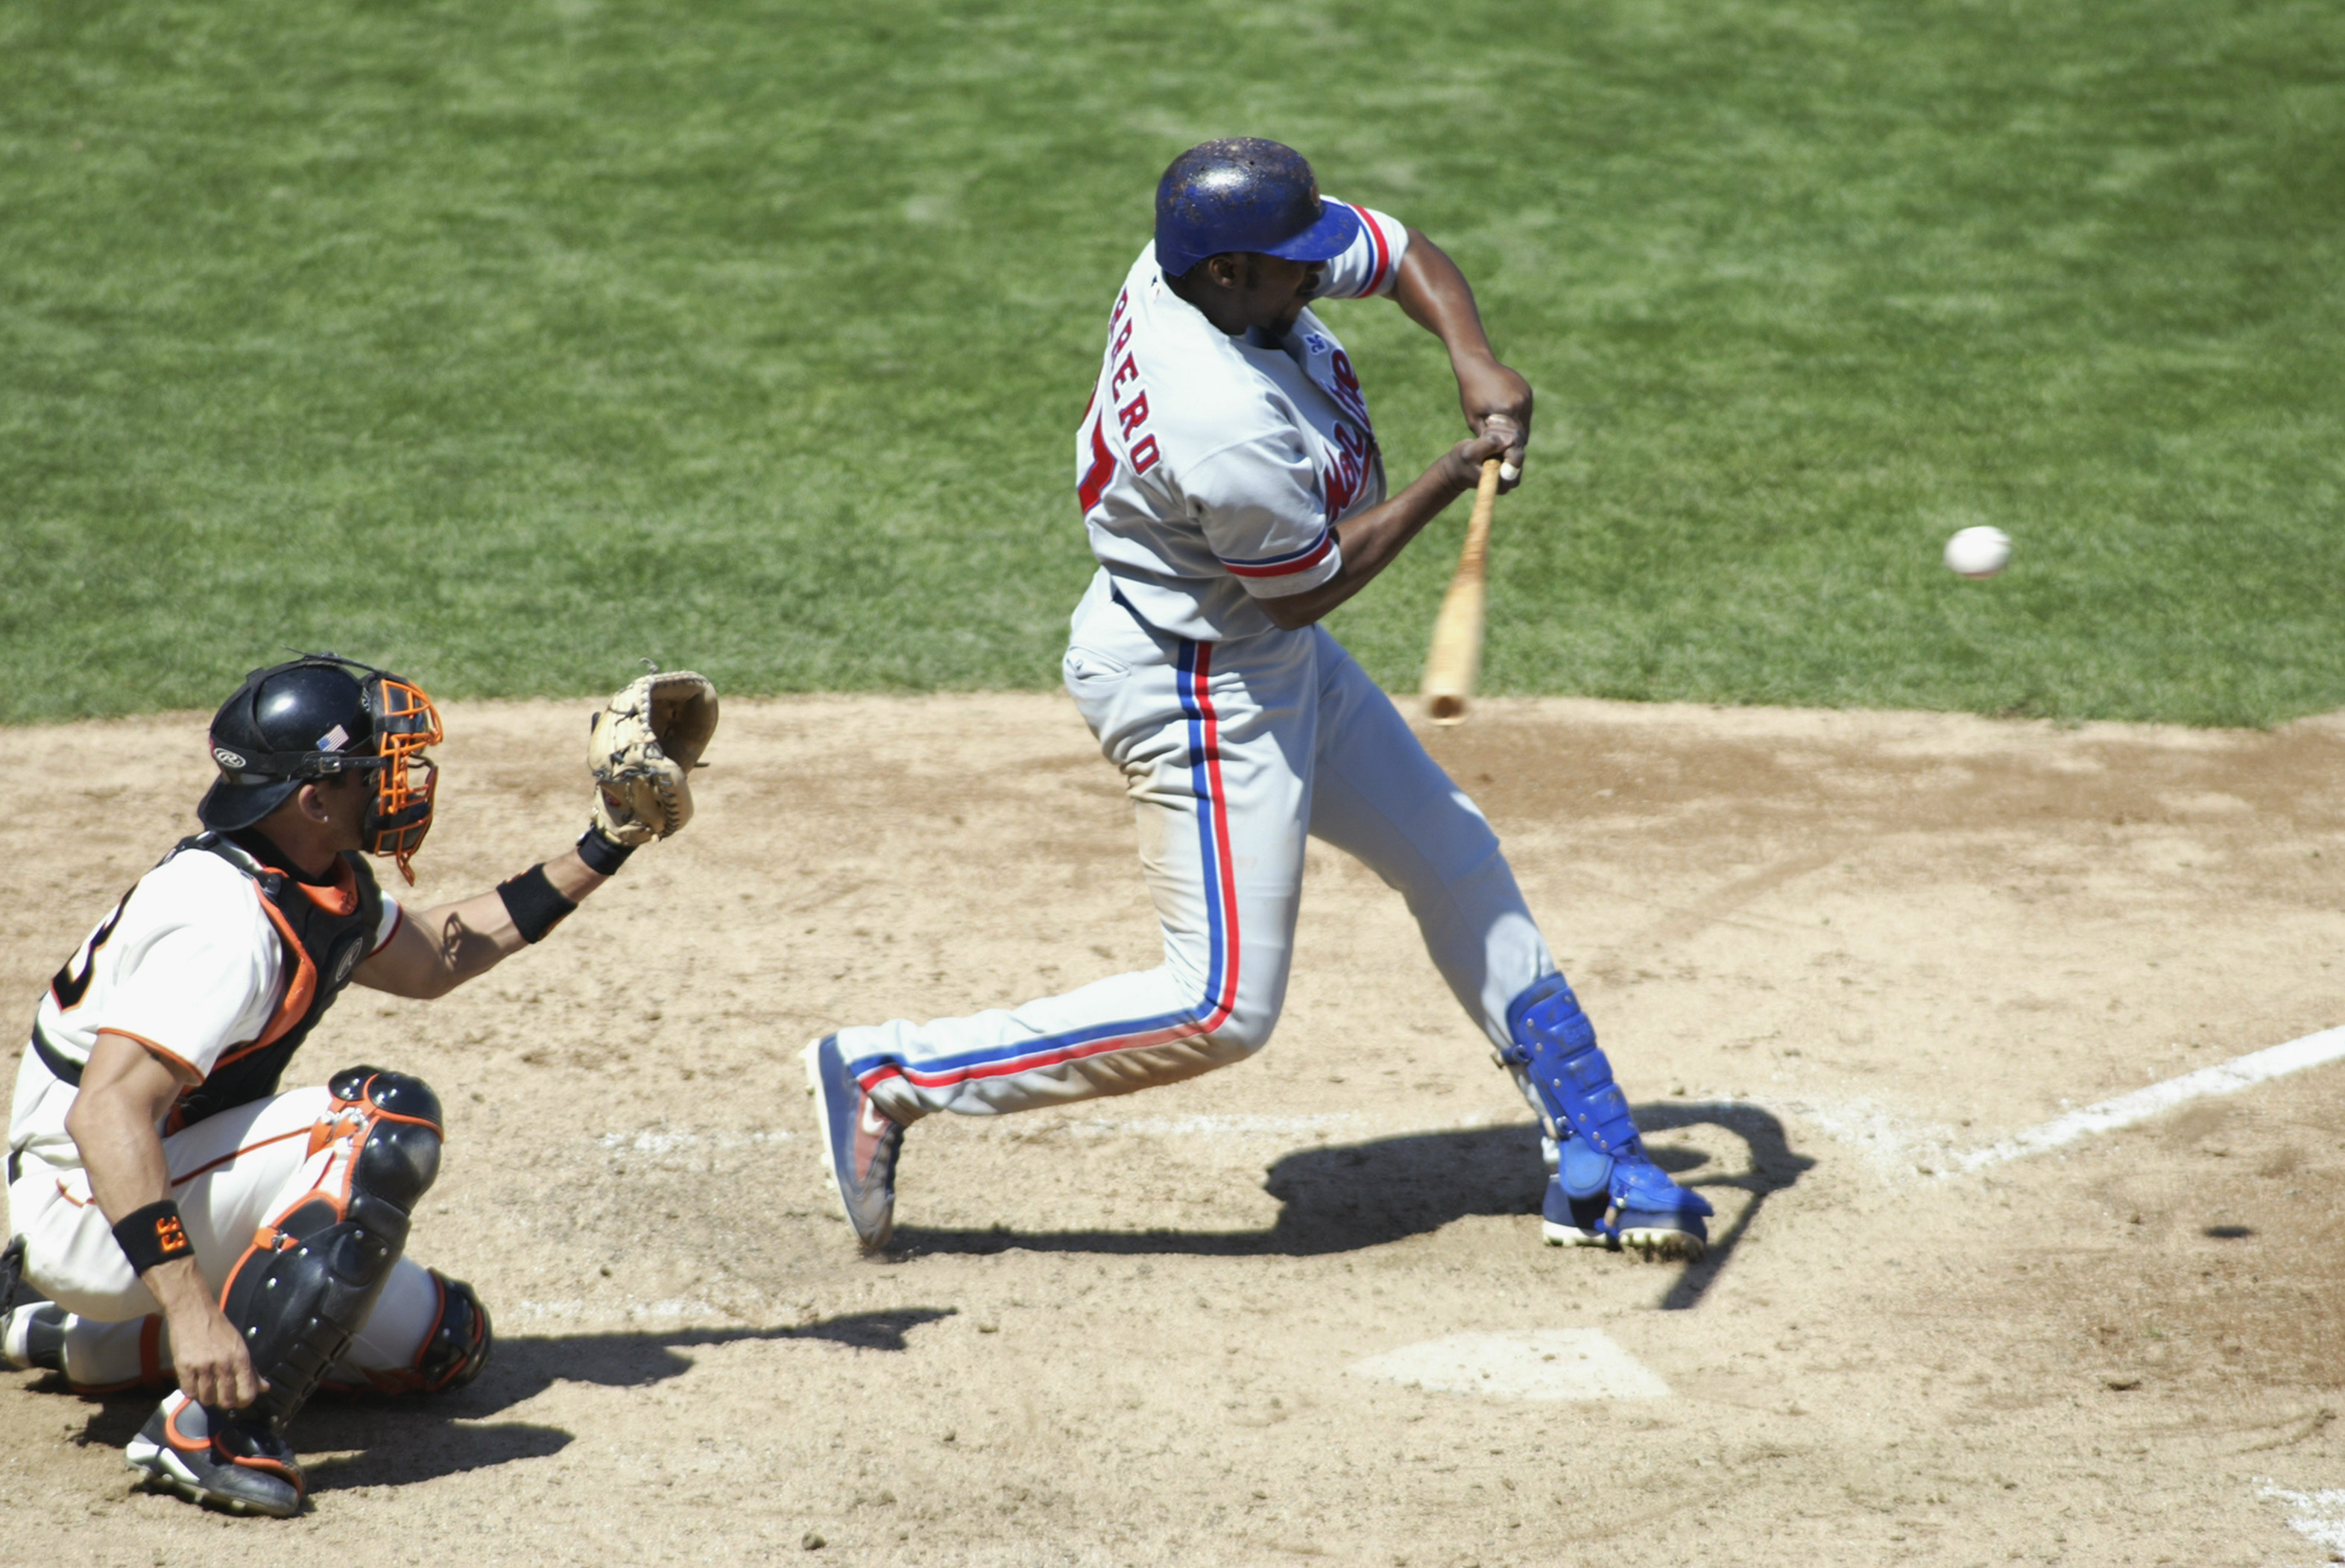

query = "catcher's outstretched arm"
[[359, 670, 720, 1002], [356, 835, 614, 1000]]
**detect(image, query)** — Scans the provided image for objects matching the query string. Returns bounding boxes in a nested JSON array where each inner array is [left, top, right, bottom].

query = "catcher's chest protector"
[[167, 835, 383, 1131]]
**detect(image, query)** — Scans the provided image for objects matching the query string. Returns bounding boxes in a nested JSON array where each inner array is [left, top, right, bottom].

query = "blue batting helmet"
[[1154, 138, 1360, 278]]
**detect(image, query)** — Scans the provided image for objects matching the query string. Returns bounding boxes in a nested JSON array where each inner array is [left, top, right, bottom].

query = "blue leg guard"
[[1503, 976, 1712, 1259]]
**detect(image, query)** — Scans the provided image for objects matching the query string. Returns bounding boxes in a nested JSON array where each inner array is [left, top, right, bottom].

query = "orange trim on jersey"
[[53, 1180, 87, 1208], [202, 888, 319, 1078], [95, 1029, 201, 1083], [168, 1124, 315, 1189]]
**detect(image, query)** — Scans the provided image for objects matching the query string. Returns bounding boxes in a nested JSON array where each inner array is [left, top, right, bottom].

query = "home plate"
[[1348, 1330, 1670, 1400]]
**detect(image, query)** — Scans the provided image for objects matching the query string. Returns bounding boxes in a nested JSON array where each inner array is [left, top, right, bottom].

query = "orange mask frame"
[[363, 674, 444, 884]]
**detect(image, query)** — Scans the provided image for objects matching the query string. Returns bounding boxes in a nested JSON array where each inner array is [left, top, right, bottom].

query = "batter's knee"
[[1204, 999, 1280, 1058]]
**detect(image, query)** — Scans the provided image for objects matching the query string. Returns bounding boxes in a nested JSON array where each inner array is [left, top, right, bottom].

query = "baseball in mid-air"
[[1943, 525, 2013, 579]]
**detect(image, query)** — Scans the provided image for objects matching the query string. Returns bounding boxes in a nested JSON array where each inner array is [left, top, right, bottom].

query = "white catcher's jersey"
[[1076, 202, 1413, 642], [11, 851, 403, 1169]]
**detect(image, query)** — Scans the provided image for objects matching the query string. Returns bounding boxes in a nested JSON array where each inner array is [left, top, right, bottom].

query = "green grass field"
[[4, 0, 2341, 724]]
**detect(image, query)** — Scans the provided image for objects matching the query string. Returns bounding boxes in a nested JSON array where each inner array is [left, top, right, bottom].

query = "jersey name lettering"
[[1082, 289, 1162, 508]]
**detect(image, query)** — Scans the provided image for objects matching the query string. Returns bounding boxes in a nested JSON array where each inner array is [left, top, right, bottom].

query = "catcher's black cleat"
[[124, 1392, 305, 1517]]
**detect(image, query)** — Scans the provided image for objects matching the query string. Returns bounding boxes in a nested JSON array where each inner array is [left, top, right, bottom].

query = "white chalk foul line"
[[1061, 1113, 1361, 1139], [1957, 1025, 2345, 1174], [2259, 1479, 2345, 1555], [596, 1129, 795, 1154]]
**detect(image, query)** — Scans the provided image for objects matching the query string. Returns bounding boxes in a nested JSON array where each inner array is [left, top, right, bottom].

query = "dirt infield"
[[4, 692, 2342, 1565]]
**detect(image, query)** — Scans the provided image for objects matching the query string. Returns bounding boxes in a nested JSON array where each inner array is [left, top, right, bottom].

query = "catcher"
[[0, 654, 716, 1517]]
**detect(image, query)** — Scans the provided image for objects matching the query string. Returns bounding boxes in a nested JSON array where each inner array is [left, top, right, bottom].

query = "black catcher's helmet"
[[198, 654, 444, 882]]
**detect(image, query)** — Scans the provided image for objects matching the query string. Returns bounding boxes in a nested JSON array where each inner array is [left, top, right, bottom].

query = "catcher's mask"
[[198, 654, 445, 882]]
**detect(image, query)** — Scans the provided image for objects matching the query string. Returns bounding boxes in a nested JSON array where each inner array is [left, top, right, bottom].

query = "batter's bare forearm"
[[1394, 235, 1533, 480], [1260, 443, 1495, 630], [1394, 235, 1497, 367]]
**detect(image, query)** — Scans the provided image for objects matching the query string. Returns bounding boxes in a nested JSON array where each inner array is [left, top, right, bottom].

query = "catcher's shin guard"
[[221, 1068, 444, 1430], [321, 1271, 493, 1397], [413, 1272, 492, 1391], [1501, 976, 1711, 1259]]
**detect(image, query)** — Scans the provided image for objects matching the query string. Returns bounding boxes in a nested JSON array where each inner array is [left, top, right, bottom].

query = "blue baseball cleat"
[[1541, 1140, 1712, 1259], [804, 1034, 903, 1251], [1505, 976, 1713, 1262]]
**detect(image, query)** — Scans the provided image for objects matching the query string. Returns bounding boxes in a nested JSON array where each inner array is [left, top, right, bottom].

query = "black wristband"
[[575, 825, 635, 877], [113, 1200, 194, 1275], [496, 864, 578, 944]]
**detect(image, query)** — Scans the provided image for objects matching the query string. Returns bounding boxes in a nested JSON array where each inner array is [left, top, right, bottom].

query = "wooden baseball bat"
[[1420, 457, 1505, 726]]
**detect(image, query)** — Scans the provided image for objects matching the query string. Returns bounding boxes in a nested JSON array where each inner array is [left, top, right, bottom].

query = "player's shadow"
[[437, 1306, 956, 1419], [1635, 1101, 1815, 1310], [51, 1307, 954, 1494], [891, 1103, 1810, 1311]]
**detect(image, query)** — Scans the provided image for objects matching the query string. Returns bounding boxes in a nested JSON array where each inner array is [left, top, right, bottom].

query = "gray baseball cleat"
[[1, 1300, 67, 1374], [125, 1391, 304, 1517], [804, 1034, 903, 1251]]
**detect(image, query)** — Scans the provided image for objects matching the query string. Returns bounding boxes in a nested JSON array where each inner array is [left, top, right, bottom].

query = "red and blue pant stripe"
[[847, 639, 1242, 1094]]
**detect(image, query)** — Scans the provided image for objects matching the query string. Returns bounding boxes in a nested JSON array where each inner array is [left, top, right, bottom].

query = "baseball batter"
[[1, 655, 715, 1517], [807, 139, 1708, 1260]]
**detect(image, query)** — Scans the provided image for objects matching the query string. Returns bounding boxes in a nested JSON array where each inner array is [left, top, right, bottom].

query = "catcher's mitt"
[[588, 670, 719, 845]]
